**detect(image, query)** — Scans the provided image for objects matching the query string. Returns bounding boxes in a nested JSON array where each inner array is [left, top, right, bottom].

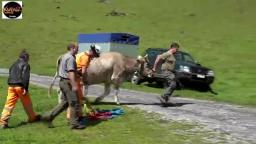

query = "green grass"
[[0, 0, 255, 106], [0, 77, 228, 144]]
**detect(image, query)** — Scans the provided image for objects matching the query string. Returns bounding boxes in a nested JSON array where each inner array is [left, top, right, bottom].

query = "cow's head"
[[122, 56, 146, 80], [135, 54, 154, 77], [125, 56, 146, 71]]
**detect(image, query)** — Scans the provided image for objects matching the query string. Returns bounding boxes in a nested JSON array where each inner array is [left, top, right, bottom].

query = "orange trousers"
[[66, 77, 84, 119], [0, 86, 37, 125]]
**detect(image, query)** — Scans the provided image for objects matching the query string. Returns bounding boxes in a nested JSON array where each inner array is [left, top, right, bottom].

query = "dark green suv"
[[131, 48, 215, 88]]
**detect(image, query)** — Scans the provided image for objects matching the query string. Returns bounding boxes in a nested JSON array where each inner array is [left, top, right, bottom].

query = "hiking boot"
[[158, 95, 169, 104], [28, 115, 41, 123], [164, 95, 169, 102], [41, 115, 54, 128], [47, 122, 54, 128], [35, 115, 41, 121], [158, 95, 172, 107], [70, 124, 86, 130]]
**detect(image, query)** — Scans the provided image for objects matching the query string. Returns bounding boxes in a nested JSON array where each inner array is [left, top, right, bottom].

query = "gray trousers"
[[160, 70, 176, 100], [48, 79, 80, 126]]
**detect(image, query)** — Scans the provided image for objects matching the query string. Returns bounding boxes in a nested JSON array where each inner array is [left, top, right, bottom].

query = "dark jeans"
[[48, 79, 80, 126]]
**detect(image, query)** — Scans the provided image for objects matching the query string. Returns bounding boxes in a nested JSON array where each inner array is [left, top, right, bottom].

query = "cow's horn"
[[137, 55, 143, 60]]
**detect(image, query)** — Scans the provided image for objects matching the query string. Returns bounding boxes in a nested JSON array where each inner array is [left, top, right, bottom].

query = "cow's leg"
[[111, 64, 124, 82], [113, 77, 124, 105], [83, 85, 89, 101], [83, 85, 88, 96], [113, 85, 120, 105], [94, 83, 111, 103]]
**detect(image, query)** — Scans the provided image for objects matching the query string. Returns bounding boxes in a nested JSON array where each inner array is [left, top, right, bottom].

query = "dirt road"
[[0, 68, 255, 143]]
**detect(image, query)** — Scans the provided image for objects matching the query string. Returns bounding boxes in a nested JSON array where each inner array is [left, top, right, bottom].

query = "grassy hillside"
[[0, 0, 256, 106]]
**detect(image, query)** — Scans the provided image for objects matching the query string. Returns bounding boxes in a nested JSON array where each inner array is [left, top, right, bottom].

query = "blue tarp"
[[78, 33, 139, 45]]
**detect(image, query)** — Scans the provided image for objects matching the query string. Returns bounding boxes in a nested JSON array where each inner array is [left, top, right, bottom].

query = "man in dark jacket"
[[0, 50, 40, 129]]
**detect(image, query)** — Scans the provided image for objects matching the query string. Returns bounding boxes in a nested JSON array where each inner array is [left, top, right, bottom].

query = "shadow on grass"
[[93, 101, 193, 108], [144, 82, 218, 95], [8, 121, 29, 129], [145, 83, 164, 88], [9, 117, 103, 129], [181, 82, 218, 95], [84, 119, 102, 128]]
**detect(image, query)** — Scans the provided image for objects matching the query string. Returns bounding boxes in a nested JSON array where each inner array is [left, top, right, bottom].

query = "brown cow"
[[49, 52, 144, 104]]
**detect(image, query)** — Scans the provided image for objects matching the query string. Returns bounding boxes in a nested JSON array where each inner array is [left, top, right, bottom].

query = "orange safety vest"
[[76, 52, 91, 72]]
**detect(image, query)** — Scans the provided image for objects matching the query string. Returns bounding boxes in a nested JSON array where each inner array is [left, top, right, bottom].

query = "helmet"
[[90, 44, 101, 57], [94, 45, 101, 53]]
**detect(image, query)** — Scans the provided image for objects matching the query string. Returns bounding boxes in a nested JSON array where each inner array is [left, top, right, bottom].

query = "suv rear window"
[[146, 49, 166, 64], [147, 49, 166, 57], [174, 53, 182, 61]]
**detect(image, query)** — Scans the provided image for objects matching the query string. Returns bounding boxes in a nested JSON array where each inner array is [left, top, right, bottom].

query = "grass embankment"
[[0, 0, 255, 106], [0, 77, 225, 144]]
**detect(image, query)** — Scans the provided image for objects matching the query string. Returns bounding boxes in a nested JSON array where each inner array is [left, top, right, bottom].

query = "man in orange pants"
[[0, 50, 40, 129], [66, 44, 101, 119]]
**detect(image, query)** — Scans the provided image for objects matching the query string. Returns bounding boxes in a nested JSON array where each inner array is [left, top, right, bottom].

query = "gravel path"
[[0, 68, 255, 143]]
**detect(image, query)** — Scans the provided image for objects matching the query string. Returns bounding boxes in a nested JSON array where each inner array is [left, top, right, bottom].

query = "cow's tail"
[[48, 71, 58, 97], [48, 55, 62, 97]]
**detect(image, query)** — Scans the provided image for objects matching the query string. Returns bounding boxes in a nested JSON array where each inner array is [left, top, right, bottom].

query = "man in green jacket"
[[152, 42, 179, 105]]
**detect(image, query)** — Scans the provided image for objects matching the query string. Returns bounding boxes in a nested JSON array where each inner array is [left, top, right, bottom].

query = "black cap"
[[19, 49, 29, 61]]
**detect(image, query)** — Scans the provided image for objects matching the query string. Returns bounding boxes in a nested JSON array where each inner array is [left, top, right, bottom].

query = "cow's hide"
[[48, 52, 144, 104], [83, 52, 143, 104]]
